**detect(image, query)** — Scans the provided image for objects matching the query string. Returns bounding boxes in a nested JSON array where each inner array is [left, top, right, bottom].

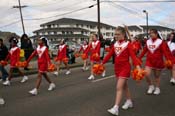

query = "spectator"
[[0, 38, 9, 82], [21, 34, 34, 70]]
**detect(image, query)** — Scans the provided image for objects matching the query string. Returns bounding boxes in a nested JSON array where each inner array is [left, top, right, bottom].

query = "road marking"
[[92, 75, 115, 83]]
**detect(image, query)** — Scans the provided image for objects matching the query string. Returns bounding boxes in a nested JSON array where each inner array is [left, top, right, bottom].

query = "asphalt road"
[[0, 63, 175, 116]]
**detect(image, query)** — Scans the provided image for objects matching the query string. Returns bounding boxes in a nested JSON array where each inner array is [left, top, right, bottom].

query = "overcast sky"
[[0, 0, 175, 36]]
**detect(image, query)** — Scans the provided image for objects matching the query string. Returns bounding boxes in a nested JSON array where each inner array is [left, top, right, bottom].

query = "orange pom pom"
[[16, 61, 27, 68], [164, 60, 173, 69], [0, 60, 8, 66], [81, 54, 88, 60], [92, 64, 105, 75], [54, 57, 58, 62], [48, 64, 56, 72], [74, 53, 80, 58], [131, 68, 145, 81], [62, 58, 69, 63], [105, 47, 110, 52], [92, 53, 100, 62]]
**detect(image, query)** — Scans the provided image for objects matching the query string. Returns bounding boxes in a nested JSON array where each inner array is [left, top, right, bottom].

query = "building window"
[[76, 24, 79, 27], [62, 31, 65, 34]]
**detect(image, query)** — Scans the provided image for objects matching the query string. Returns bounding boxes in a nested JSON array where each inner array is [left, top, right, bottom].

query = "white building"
[[32, 18, 116, 44]]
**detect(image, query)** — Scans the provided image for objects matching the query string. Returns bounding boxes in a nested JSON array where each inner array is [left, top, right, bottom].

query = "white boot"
[[153, 87, 160, 95], [29, 88, 38, 95], [122, 99, 133, 110], [170, 78, 175, 85], [21, 76, 28, 83], [65, 70, 71, 75], [3, 80, 10, 86], [48, 83, 56, 91], [108, 105, 119, 116], [88, 75, 95, 80], [0, 98, 5, 105], [102, 70, 106, 77], [147, 85, 155, 94], [53, 71, 58, 76]]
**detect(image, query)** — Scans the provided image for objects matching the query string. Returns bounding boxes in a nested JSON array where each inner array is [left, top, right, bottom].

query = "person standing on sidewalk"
[[21, 34, 34, 70], [0, 38, 9, 82]]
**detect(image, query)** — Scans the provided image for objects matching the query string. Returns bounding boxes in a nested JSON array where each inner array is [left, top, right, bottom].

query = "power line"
[[103, 0, 175, 3]]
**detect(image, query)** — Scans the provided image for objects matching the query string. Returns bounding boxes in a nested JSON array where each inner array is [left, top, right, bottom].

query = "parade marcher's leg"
[[122, 81, 133, 110], [54, 61, 61, 76], [64, 62, 71, 75], [170, 65, 175, 85], [108, 78, 126, 115], [153, 69, 161, 95], [29, 72, 42, 95], [43, 73, 56, 91], [17, 68, 28, 83], [88, 62, 95, 80], [145, 67, 154, 94]]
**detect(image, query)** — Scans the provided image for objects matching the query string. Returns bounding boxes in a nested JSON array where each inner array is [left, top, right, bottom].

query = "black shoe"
[[24, 67, 29, 70]]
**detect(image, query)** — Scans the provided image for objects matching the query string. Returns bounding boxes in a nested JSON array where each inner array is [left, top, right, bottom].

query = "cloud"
[[0, 0, 175, 35]]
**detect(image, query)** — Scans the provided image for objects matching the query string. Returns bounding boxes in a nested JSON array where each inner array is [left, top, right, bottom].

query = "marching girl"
[[27, 37, 55, 95], [139, 29, 175, 95], [3, 37, 28, 86], [167, 32, 175, 85], [102, 26, 141, 116], [86, 34, 105, 80], [78, 40, 89, 71], [131, 36, 142, 55], [53, 39, 71, 76]]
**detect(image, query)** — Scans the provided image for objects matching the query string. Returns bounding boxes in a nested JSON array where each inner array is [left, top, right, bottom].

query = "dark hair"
[[171, 33, 175, 43], [40, 37, 49, 48], [0, 38, 3, 42], [21, 34, 29, 40], [116, 26, 128, 40], [9, 37, 18, 44], [150, 29, 162, 39]]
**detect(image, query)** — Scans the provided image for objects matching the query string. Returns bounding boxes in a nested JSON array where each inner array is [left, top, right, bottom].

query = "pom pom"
[[92, 53, 100, 62], [81, 54, 88, 60], [105, 47, 110, 52], [62, 58, 69, 64], [74, 53, 80, 58], [48, 64, 56, 72], [131, 68, 145, 81], [164, 60, 173, 69], [0, 60, 8, 66], [92, 64, 105, 75], [16, 61, 27, 68]]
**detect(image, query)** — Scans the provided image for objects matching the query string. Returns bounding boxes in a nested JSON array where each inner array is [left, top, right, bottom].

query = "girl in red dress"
[[139, 29, 174, 95], [27, 37, 55, 95], [54, 39, 71, 76], [167, 32, 175, 85], [3, 37, 28, 86], [79, 40, 89, 71], [86, 34, 105, 80], [102, 26, 141, 116]]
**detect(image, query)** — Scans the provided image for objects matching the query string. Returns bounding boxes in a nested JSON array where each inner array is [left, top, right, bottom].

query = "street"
[[0, 63, 175, 116]]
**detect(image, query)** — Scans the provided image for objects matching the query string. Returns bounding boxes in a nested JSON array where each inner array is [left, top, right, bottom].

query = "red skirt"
[[114, 62, 131, 79]]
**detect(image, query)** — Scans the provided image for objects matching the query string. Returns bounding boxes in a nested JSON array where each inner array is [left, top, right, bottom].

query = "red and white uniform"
[[131, 40, 142, 54], [56, 44, 68, 61], [28, 45, 51, 72], [167, 41, 175, 56], [102, 40, 140, 78], [6, 46, 20, 68], [139, 38, 174, 70], [79, 44, 89, 54], [87, 40, 101, 62]]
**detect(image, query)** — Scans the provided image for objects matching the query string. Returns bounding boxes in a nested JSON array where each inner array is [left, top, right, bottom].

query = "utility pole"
[[13, 0, 27, 34]]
